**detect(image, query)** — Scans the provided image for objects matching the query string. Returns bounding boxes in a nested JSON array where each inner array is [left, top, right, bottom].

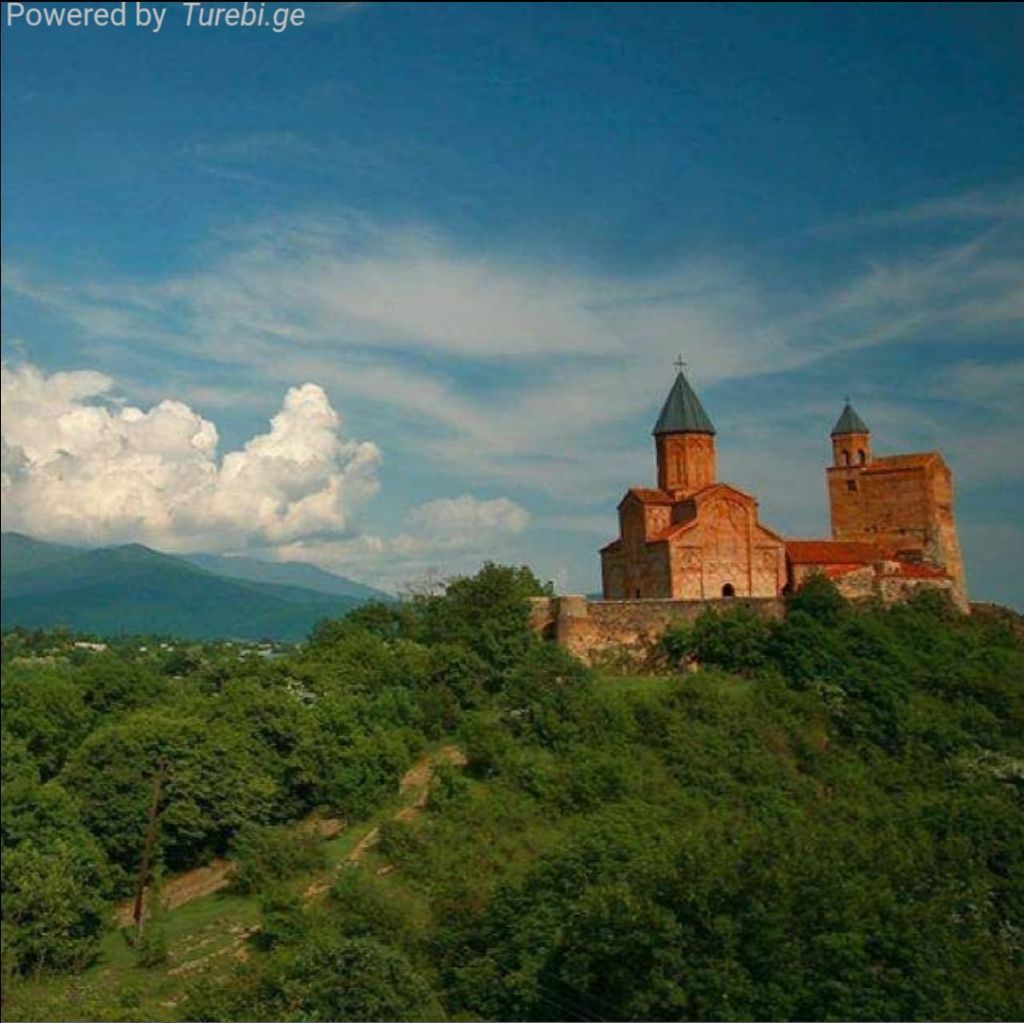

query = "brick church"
[[600, 369, 966, 609]]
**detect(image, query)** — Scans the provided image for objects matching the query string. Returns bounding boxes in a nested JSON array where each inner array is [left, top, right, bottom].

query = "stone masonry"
[[539, 372, 969, 661]]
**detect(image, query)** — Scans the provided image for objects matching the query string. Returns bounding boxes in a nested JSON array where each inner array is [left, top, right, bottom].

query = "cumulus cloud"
[[0, 361, 380, 550], [1, 361, 533, 588]]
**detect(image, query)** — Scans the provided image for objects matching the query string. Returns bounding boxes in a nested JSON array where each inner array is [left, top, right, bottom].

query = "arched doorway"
[[721, 583, 735, 598]]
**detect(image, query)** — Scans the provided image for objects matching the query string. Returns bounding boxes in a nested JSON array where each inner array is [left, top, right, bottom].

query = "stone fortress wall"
[[530, 594, 785, 665], [531, 571, 958, 664]]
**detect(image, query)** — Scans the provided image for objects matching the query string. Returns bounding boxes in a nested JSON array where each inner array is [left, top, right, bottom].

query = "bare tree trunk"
[[132, 758, 171, 944]]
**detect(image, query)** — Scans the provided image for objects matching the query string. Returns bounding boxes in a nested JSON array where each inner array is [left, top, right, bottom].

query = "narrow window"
[[842, 451, 850, 466], [857, 449, 866, 465], [847, 480, 857, 492]]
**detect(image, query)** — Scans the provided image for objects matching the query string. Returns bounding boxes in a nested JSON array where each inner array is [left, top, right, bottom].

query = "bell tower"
[[827, 400, 871, 541], [653, 362, 716, 496], [830, 400, 871, 469]]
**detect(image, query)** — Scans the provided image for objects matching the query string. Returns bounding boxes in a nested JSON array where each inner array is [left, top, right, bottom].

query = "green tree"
[[685, 606, 773, 675], [1, 667, 93, 779], [61, 709, 276, 883], [185, 933, 438, 1021], [419, 563, 551, 679], [1, 839, 109, 978]]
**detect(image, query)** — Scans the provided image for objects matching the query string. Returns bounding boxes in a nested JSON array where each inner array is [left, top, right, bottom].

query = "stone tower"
[[653, 370, 717, 495], [827, 401, 873, 539], [826, 401, 967, 605]]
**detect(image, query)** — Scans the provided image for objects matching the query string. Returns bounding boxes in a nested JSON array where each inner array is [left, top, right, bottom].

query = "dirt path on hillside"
[[305, 743, 466, 898], [115, 859, 237, 928], [116, 745, 466, 924]]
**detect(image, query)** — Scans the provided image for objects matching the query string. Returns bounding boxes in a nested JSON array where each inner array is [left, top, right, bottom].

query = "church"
[[600, 369, 966, 608]]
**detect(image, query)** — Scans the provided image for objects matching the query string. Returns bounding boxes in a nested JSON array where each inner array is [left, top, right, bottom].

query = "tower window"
[[857, 449, 866, 465], [842, 451, 850, 466], [847, 480, 857, 492]]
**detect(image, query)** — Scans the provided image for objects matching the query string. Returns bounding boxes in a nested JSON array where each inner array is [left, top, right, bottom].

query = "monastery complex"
[[599, 370, 966, 609]]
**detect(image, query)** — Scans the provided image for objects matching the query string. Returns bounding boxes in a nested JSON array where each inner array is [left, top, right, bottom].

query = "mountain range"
[[1, 533, 392, 642]]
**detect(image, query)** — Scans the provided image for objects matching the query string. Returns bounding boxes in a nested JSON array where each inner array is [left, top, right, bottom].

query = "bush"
[[1, 839, 109, 977], [428, 761, 471, 811], [329, 870, 416, 946], [186, 932, 437, 1022], [689, 607, 772, 674], [230, 822, 326, 894], [660, 622, 695, 667], [459, 714, 516, 779], [376, 820, 423, 862], [786, 573, 847, 625], [256, 886, 309, 950]]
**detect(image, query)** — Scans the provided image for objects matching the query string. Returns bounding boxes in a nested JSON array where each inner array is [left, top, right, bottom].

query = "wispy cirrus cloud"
[[3, 185, 1022, 592], [817, 183, 1024, 233], [4, 194, 1020, 499]]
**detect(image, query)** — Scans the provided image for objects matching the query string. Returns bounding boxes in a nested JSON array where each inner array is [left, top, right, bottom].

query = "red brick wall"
[[656, 433, 716, 494], [828, 455, 966, 604]]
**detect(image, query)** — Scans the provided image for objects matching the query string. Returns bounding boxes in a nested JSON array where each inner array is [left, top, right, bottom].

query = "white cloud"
[[0, 361, 380, 550], [403, 494, 529, 539], [5, 202, 1020, 508], [1, 360, 533, 588], [3, 187, 1022, 593], [821, 184, 1024, 233], [276, 494, 531, 591]]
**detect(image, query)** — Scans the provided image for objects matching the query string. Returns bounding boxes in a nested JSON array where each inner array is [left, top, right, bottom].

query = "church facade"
[[600, 371, 966, 608]]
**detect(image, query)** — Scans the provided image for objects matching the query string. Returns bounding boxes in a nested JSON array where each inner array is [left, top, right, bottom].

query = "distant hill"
[[184, 551, 392, 603], [2, 532, 85, 576], [0, 533, 377, 642]]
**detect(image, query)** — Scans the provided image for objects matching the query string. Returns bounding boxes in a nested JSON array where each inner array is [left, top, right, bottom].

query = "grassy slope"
[[2, 739, 477, 1022], [3, 678, 676, 1022], [13, 656, 1015, 1021]]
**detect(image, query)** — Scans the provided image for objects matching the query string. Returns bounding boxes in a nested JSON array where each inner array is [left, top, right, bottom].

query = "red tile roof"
[[623, 487, 675, 505], [647, 520, 698, 543], [786, 540, 881, 565], [821, 564, 866, 579]]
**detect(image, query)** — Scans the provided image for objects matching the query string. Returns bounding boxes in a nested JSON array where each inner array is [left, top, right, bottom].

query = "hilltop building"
[[599, 370, 966, 609]]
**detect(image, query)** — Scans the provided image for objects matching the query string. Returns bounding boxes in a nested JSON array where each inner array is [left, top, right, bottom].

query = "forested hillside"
[[0, 533, 379, 641], [2, 570, 1022, 1021]]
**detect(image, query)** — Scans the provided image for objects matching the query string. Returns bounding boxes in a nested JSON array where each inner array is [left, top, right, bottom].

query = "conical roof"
[[830, 402, 870, 437], [652, 372, 715, 436]]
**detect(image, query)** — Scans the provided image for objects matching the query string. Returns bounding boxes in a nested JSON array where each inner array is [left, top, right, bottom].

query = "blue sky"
[[2, 2, 1022, 605]]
